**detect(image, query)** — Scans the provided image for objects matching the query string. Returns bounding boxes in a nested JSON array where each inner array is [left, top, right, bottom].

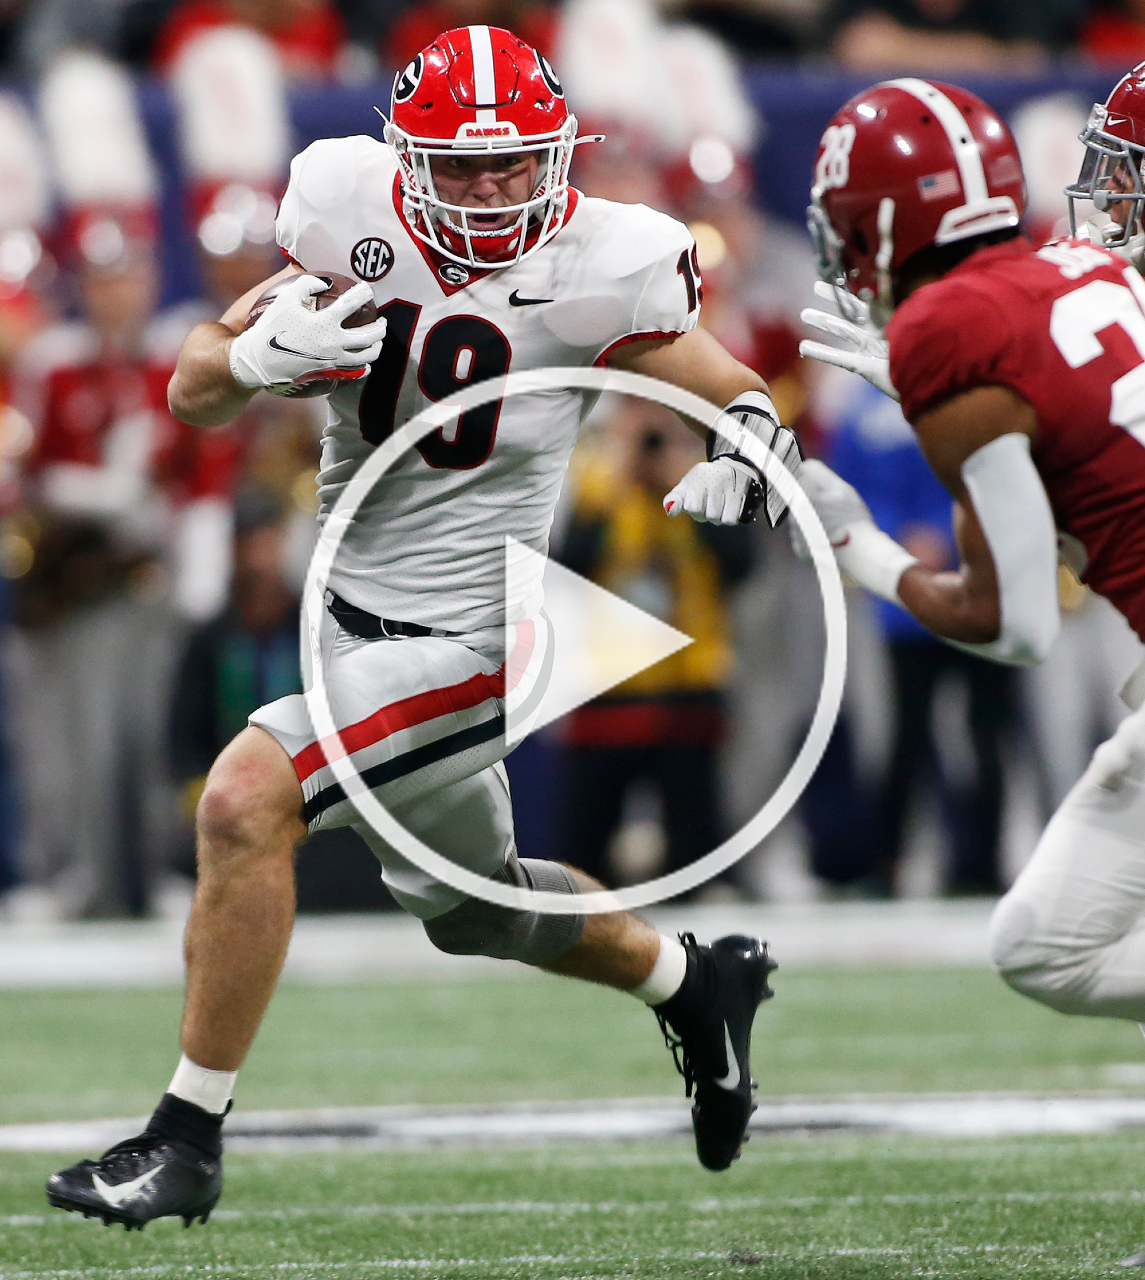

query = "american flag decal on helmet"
[[918, 169, 961, 201]]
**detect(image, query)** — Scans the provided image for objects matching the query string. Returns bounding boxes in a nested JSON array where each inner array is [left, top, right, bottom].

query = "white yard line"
[[6, 1091, 1145, 1154]]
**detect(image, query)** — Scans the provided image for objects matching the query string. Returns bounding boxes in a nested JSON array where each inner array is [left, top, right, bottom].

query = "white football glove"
[[790, 459, 918, 602], [228, 274, 388, 391], [664, 457, 760, 526], [799, 280, 898, 402], [789, 457, 874, 557]]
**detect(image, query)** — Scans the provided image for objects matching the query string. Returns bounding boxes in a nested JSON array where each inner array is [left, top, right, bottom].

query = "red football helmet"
[[808, 79, 1025, 324], [1067, 64, 1145, 249], [384, 26, 586, 268]]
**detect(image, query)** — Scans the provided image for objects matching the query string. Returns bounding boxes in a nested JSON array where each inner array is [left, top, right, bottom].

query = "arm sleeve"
[[946, 433, 1060, 667]]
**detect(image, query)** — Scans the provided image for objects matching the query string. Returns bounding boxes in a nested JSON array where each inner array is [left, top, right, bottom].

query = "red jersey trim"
[[594, 329, 686, 367]]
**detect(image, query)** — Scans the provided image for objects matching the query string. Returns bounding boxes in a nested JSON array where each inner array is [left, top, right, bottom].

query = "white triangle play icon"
[[504, 537, 693, 747]]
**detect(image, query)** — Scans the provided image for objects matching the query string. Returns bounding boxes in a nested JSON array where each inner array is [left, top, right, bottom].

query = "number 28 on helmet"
[[807, 78, 1025, 326], [382, 25, 598, 269]]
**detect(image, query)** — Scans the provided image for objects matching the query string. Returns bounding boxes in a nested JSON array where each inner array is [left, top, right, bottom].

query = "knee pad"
[[423, 854, 585, 966]]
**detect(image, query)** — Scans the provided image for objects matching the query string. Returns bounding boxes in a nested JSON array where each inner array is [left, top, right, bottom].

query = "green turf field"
[[5, 1136, 1145, 1277], [1, 966, 1143, 1123], [4, 966, 1145, 1276]]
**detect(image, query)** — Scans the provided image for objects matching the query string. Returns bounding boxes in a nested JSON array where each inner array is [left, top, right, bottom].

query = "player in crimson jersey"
[[47, 27, 799, 1228], [800, 79, 1145, 1088]]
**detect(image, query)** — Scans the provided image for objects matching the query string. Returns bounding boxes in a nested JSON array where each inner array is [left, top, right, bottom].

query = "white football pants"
[[990, 700, 1145, 1020], [250, 605, 547, 921]]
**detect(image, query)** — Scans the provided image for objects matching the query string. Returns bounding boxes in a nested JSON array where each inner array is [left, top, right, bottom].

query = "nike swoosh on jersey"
[[267, 334, 326, 360], [712, 1021, 740, 1091], [92, 1164, 164, 1207], [508, 291, 554, 306]]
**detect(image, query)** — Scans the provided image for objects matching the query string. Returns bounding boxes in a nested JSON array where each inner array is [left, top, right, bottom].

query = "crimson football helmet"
[[1067, 64, 1145, 249], [383, 26, 591, 268], [808, 79, 1025, 325]]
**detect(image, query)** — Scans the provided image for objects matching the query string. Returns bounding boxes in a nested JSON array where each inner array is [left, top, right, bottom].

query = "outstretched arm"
[[609, 328, 801, 529], [606, 326, 767, 411], [799, 385, 1060, 665]]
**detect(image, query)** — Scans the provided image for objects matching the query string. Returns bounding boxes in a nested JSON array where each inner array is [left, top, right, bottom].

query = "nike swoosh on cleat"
[[713, 1021, 740, 1091], [508, 291, 554, 306], [92, 1165, 163, 1208], [267, 335, 326, 360]]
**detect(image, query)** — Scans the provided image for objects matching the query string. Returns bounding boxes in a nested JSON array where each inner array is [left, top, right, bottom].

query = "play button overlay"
[[503, 537, 692, 747], [303, 364, 846, 914]]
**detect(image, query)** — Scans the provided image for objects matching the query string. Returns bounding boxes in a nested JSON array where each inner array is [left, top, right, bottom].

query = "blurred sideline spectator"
[[1010, 93, 1088, 246], [0, 94, 51, 385], [149, 0, 344, 79], [386, 1, 558, 65], [169, 485, 393, 911], [169, 485, 301, 811], [826, 0, 1081, 71], [1024, 584, 1142, 809], [3, 53, 216, 918], [555, 399, 753, 891], [825, 380, 1017, 897], [1081, 2, 1145, 65], [667, 0, 802, 56]]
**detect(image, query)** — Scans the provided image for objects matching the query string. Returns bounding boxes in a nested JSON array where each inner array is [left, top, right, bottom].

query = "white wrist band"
[[835, 521, 919, 604]]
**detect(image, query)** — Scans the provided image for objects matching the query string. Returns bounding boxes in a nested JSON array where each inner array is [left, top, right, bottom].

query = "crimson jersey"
[[888, 236, 1145, 641]]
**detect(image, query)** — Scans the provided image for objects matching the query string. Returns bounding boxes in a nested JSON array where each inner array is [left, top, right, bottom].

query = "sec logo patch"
[[351, 237, 394, 282]]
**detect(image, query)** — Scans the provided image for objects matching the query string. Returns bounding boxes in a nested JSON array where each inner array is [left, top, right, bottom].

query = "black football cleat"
[[655, 933, 777, 1172], [46, 1129, 221, 1230]]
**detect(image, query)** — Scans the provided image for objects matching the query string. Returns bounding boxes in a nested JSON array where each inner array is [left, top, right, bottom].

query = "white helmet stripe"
[[887, 78, 988, 203], [468, 25, 496, 107]]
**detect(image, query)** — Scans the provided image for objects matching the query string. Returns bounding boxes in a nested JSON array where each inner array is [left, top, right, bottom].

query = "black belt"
[[325, 591, 455, 640]]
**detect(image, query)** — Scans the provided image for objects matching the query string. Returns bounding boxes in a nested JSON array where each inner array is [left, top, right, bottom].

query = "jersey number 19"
[[358, 299, 512, 470]]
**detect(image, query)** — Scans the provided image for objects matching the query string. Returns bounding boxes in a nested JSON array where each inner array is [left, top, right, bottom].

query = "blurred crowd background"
[[0, 0, 1140, 920]]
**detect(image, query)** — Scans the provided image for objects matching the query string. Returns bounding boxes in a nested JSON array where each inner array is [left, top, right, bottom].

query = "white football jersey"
[[276, 135, 699, 631]]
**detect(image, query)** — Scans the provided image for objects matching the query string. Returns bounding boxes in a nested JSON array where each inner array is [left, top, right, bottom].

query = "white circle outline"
[[301, 367, 847, 915]]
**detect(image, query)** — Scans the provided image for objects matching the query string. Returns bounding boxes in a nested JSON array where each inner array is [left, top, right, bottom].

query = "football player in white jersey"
[[48, 26, 798, 1228]]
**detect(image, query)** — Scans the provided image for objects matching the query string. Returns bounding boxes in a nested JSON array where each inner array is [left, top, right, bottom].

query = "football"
[[244, 271, 379, 398]]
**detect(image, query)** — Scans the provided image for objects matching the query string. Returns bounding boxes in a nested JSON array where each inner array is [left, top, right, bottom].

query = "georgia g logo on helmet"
[[393, 53, 423, 104]]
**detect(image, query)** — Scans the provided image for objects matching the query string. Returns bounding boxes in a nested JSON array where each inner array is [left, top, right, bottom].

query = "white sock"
[[629, 935, 689, 1006], [168, 1054, 237, 1116]]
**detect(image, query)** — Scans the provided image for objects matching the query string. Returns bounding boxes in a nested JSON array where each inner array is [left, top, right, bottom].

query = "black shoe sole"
[[47, 1189, 218, 1231]]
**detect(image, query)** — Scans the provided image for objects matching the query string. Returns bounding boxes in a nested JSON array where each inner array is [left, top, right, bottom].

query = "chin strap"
[[871, 197, 896, 330]]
